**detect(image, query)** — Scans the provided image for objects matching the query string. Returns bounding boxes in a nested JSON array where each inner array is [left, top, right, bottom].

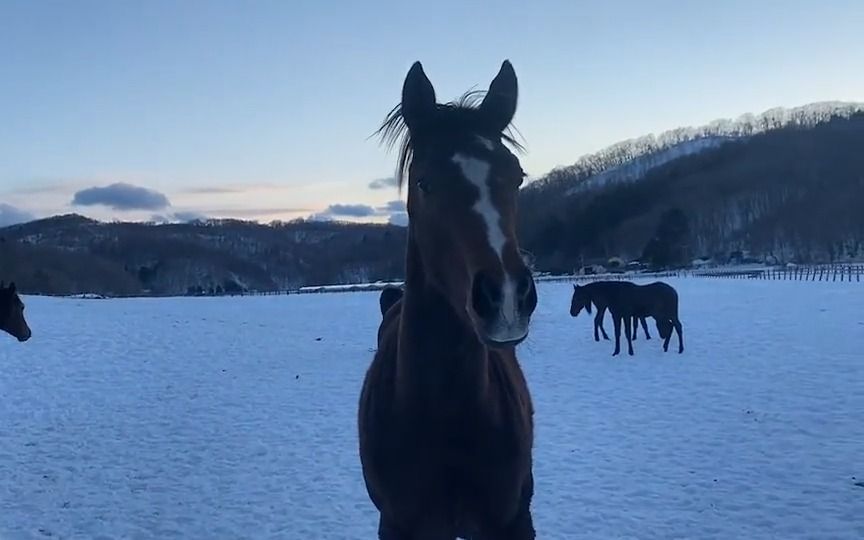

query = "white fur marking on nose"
[[500, 274, 518, 325], [453, 152, 525, 339], [476, 136, 495, 151], [451, 153, 505, 259]]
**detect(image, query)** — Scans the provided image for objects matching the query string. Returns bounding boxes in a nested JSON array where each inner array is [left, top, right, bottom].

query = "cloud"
[[0, 203, 36, 227], [368, 177, 398, 190], [323, 203, 377, 218], [309, 200, 408, 225], [72, 183, 170, 211], [203, 207, 312, 218], [172, 211, 209, 222], [388, 212, 409, 226], [379, 200, 406, 213], [308, 212, 334, 222], [182, 186, 244, 194]]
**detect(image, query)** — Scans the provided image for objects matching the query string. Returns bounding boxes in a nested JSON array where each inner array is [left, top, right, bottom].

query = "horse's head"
[[656, 318, 673, 340], [380, 60, 536, 348], [570, 284, 592, 317], [0, 281, 31, 342]]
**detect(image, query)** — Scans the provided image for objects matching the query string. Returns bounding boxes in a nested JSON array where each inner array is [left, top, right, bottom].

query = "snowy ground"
[[1, 278, 862, 539]]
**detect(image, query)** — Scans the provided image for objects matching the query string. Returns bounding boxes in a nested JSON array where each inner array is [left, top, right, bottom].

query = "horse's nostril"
[[516, 270, 534, 298], [472, 271, 501, 319]]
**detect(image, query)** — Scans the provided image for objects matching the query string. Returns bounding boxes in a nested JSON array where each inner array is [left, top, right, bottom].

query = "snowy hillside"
[[528, 101, 864, 194], [1, 279, 862, 539]]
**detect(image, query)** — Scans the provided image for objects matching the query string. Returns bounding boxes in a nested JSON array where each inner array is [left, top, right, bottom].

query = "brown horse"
[[359, 61, 538, 539], [0, 281, 32, 342]]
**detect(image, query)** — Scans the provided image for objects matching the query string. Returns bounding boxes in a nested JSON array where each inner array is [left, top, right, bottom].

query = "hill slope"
[[0, 215, 406, 296], [3, 101, 863, 295], [518, 104, 864, 271]]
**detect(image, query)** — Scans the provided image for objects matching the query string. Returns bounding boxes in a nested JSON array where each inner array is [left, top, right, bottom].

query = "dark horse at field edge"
[[571, 280, 683, 356], [359, 61, 538, 539], [570, 279, 651, 342], [378, 285, 404, 317], [1, 281, 32, 342]]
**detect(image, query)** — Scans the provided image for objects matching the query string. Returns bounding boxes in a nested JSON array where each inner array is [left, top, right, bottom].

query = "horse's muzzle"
[[470, 268, 536, 347]]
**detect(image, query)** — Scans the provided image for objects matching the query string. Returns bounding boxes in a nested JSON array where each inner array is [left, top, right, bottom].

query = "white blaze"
[[452, 154, 505, 258], [476, 135, 495, 151], [452, 153, 521, 332]]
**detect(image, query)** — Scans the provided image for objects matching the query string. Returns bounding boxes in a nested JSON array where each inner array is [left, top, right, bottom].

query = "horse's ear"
[[479, 60, 518, 133], [8, 282, 15, 292], [573, 284, 577, 290], [401, 61, 437, 133]]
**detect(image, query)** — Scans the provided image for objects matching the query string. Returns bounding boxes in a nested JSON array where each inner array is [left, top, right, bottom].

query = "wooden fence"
[[196, 264, 864, 298], [693, 264, 864, 282]]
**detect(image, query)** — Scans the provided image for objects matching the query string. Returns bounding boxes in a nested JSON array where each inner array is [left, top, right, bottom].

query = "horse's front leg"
[[476, 477, 536, 540], [476, 510, 535, 540], [612, 315, 622, 356], [378, 516, 410, 540], [594, 306, 609, 341]]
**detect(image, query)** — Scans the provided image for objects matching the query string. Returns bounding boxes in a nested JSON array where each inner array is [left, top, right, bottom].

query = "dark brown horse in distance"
[[1, 281, 32, 342], [359, 61, 538, 539], [378, 285, 403, 317], [571, 281, 683, 356], [569, 279, 651, 342]]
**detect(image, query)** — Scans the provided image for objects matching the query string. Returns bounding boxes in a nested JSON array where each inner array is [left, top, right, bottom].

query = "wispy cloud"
[[368, 177, 398, 190], [388, 212, 409, 226], [309, 199, 408, 226], [6, 183, 72, 196], [0, 203, 36, 227], [181, 186, 244, 195], [72, 183, 170, 211], [171, 211, 209, 222], [177, 182, 288, 195], [202, 206, 313, 218], [323, 203, 377, 218], [379, 200, 406, 213]]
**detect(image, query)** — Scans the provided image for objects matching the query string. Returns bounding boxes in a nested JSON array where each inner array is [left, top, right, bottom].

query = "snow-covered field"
[[1, 278, 862, 539]]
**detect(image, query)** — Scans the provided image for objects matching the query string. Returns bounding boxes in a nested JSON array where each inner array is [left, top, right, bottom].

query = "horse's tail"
[[379, 286, 404, 317]]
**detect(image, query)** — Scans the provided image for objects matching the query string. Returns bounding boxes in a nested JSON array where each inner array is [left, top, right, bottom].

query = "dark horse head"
[[378, 285, 404, 317], [655, 318, 673, 340], [378, 60, 537, 347], [570, 283, 592, 317], [0, 281, 31, 342]]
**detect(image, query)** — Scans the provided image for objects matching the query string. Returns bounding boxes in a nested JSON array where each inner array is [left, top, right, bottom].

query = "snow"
[[527, 100, 864, 195], [1, 278, 862, 539], [564, 137, 732, 195]]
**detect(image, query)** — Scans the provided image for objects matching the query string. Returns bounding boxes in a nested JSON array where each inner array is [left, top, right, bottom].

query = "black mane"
[[375, 90, 524, 189]]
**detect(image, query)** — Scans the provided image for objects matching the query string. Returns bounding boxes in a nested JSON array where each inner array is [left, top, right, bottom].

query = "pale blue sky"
[[1, 0, 862, 224]]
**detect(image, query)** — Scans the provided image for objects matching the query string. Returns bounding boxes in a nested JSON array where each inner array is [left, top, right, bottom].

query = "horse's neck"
[[395, 233, 490, 407], [586, 283, 605, 305]]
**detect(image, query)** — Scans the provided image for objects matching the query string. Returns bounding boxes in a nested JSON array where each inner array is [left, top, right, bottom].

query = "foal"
[[359, 61, 538, 539], [0, 281, 32, 342]]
